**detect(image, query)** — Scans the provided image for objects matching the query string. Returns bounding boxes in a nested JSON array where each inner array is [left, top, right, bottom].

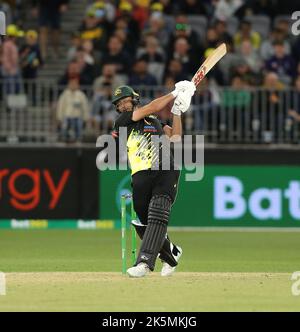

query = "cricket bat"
[[192, 43, 227, 87]]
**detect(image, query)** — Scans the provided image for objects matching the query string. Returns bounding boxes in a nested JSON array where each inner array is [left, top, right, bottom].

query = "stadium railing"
[[0, 80, 299, 144]]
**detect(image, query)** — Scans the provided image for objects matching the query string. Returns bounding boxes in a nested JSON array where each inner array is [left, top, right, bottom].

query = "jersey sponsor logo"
[[144, 125, 157, 132]]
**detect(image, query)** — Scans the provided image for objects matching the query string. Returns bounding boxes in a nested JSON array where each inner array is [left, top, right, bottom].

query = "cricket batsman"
[[111, 81, 196, 277]]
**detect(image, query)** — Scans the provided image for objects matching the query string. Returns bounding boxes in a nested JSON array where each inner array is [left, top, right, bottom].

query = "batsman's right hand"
[[171, 80, 196, 97], [175, 80, 196, 95]]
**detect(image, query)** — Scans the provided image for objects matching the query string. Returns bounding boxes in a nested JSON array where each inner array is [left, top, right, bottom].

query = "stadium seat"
[[246, 15, 271, 39], [164, 15, 175, 31], [226, 16, 239, 36], [187, 15, 207, 42], [148, 63, 165, 84], [274, 15, 293, 33]]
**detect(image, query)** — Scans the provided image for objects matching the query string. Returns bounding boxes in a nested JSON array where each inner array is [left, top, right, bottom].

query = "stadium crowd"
[[1, 0, 300, 142]]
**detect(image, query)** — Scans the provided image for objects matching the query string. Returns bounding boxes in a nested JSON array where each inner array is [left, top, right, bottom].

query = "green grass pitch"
[[0, 230, 300, 311]]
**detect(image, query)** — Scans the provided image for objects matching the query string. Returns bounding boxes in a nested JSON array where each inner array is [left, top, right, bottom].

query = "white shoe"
[[127, 262, 150, 278], [161, 246, 182, 277]]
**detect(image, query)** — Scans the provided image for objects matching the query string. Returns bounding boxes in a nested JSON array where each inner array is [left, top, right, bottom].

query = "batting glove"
[[171, 102, 181, 116], [171, 80, 195, 97], [174, 90, 193, 113], [175, 80, 196, 96]]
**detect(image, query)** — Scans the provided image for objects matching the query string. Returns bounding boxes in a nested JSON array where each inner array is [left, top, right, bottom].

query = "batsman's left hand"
[[174, 89, 194, 113]]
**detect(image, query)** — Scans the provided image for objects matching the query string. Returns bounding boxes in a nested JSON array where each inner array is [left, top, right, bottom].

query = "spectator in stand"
[[131, 0, 150, 30], [214, 19, 233, 45], [168, 14, 202, 55], [234, 19, 261, 51], [149, 2, 164, 18], [32, 0, 69, 60], [74, 48, 96, 86], [275, 19, 294, 45], [231, 58, 259, 86], [178, 0, 208, 15], [158, 0, 176, 15], [214, 0, 244, 21], [192, 76, 216, 131], [258, 71, 285, 142], [82, 39, 96, 66], [288, 76, 300, 123], [93, 63, 126, 92], [167, 37, 198, 79], [138, 35, 165, 84], [203, 26, 221, 50], [67, 32, 82, 62], [101, 35, 132, 76], [1, 24, 23, 97], [19, 29, 43, 104], [260, 28, 291, 61], [223, 75, 251, 109], [263, 71, 285, 90], [113, 27, 136, 57], [163, 58, 188, 82], [163, 75, 176, 91], [292, 35, 300, 67], [58, 60, 81, 89], [56, 78, 90, 142], [128, 59, 157, 87], [91, 81, 116, 134], [142, 13, 170, 48], [222, 74, 251, 141], [19, 30, 43, 80], [79, 6, 111, 51], [218, 41, 241, 85], [113, 16, 140, 55], [116, 1, 140, 44], [235, 0, 278, 20], [238, 40, 262, 74], [153, 74, 174, 125], [203, 27, 223, 84], [265, 41, 296, 86], [58, 48, 96, 89], [86, 0, 116, 23], [57, 58, 80, 93]]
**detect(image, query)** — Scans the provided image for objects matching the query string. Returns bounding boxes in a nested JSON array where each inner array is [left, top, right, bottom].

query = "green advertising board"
[[0, 219, 116, 229], [99, 166, 300, 227]]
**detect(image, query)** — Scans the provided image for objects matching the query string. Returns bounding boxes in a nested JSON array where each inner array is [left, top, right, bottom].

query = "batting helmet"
[[112, 85, 140, 107]]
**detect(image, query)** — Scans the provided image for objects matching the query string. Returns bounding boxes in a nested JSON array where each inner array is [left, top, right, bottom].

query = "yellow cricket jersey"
[[112, 111, 173, 175]]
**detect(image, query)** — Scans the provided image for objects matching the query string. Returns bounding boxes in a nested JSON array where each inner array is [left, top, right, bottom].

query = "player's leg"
[[127, 171, 154, 277], [130, 193, 171, 276], [128, 170, 181, 277], [131, 170, 181, 270], [152, 170, 182, 276], [132, 222, 181, 268]]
